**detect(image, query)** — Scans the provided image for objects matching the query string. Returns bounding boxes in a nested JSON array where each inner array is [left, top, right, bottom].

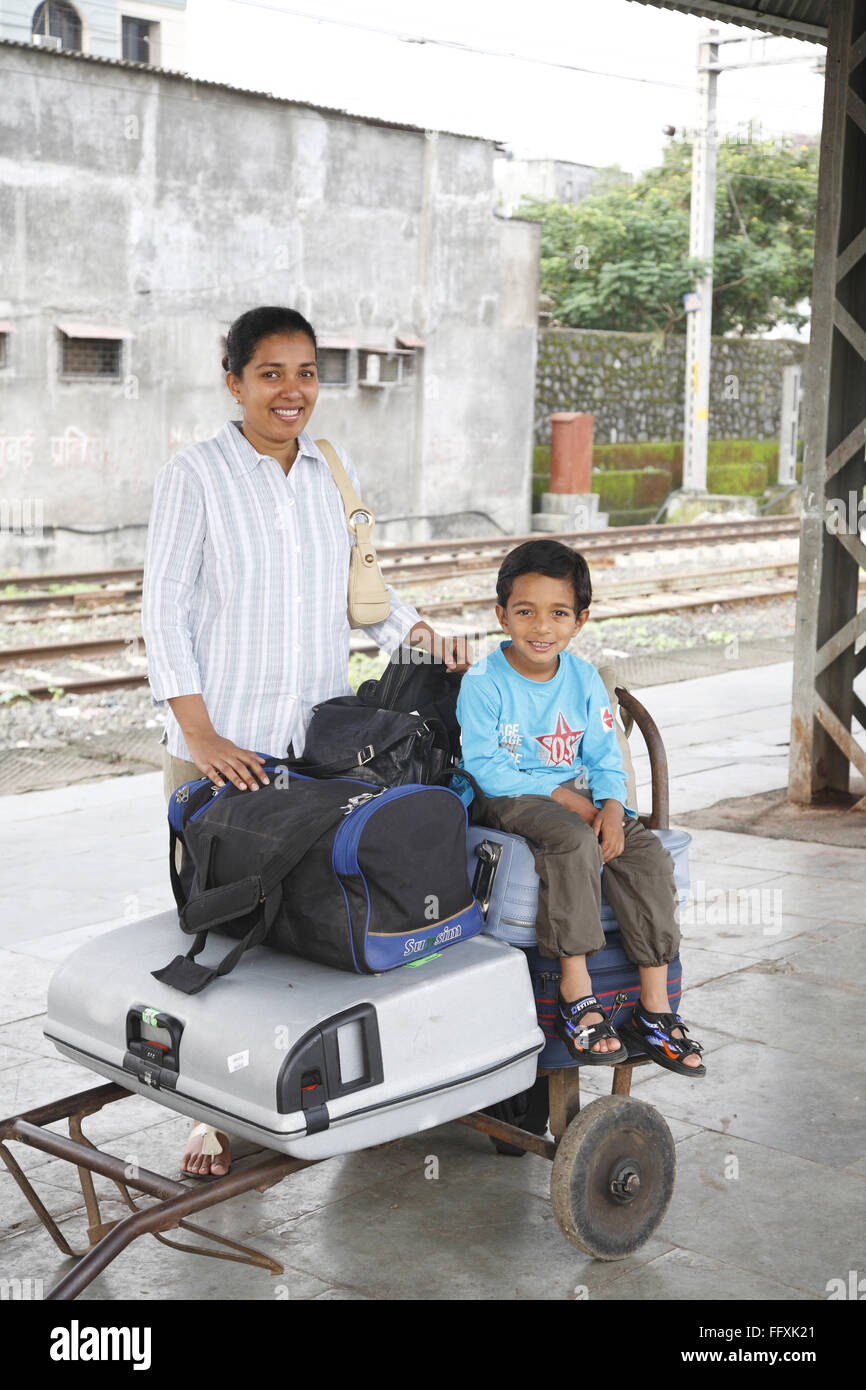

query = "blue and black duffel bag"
[[153, 761, 484, 995]]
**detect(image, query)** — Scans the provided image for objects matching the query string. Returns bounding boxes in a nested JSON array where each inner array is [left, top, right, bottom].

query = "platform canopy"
[[632, 1, 828, 42]]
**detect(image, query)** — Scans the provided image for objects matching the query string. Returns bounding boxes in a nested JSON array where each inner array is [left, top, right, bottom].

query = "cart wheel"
[[485, 1076, 550, 1156], [550, 1095, 675, 1260]]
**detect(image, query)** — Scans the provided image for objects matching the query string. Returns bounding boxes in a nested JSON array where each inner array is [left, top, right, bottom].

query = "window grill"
[[61, 337, 122, 377]]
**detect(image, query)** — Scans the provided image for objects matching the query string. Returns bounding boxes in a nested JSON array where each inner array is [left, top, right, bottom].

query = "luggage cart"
[[0, 685, 679, 1297]]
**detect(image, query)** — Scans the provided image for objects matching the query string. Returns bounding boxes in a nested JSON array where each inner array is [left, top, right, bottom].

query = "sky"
[[184, 0, 826, 175]]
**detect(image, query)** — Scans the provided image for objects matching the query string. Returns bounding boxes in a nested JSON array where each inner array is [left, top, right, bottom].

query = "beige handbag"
[[316, 439, 391, 627]]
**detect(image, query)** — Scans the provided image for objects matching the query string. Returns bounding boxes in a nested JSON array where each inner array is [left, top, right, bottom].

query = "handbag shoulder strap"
[[316, 438, 374, 528]]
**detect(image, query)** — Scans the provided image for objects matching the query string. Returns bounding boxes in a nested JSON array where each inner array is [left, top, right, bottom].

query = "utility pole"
[[680, 33, 822, 498], [682, 29, 719, 494]]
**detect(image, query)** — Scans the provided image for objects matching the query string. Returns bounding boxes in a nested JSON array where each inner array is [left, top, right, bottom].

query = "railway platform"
[[0, 658, 864, 1301]]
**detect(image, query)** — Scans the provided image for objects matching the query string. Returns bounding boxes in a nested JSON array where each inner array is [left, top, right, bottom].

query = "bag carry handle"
[[288, 716, 439, 779]]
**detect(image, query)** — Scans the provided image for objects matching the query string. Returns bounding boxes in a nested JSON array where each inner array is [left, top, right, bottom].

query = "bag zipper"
[[187, 766, 375, 824]]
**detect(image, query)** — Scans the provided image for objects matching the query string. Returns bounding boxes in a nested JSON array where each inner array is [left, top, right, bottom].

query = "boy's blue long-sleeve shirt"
[[456, 642, 636, 817]]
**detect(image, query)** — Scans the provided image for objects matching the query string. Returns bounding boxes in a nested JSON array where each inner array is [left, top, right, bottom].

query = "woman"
[[141, 305, 465, 1176]]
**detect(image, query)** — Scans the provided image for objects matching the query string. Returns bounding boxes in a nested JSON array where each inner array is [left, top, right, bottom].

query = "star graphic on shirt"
[[534, 712, 584, 766]]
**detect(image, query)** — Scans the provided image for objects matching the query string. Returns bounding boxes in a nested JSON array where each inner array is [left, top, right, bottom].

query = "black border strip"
[[43, 1033, 542, 1139]]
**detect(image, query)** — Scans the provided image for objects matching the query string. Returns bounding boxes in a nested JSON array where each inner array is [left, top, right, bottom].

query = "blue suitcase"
[[466, 824, 691, 1069]]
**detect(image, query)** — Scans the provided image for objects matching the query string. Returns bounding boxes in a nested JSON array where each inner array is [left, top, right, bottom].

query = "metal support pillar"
[[682, 29, 720, 493], [790, 0, 866, 809]]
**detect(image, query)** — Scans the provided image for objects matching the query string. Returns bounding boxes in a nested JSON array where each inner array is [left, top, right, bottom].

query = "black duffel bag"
[[290, 647, 462, 788], [293, 697, 452, 787], [154, 760, 484, 995]]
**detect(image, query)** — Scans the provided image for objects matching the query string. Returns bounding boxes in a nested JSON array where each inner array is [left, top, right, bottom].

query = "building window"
[[122, 16, 156, 64], [31, 1, 82, 51], [0, 335, 7, 369], [316, 347, 349, 386], [60, 335, 122, 377]]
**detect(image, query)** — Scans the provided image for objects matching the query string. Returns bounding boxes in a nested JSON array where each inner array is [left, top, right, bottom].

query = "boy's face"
[[495, 571, 589, 680]]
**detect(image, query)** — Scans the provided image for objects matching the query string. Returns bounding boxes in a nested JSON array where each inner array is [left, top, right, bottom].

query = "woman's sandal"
[[621, 1005, 706, 1077], [555, 993, 625, 1066], [181, 1122, 231, 1179]]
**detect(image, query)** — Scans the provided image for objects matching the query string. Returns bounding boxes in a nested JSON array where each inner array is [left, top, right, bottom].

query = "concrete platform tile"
[[657, 1129, 866, 1297], [763, 873, 866, 926], [778, 930, 866, 986], [589, 1245, 815, 1302], [0, 951, 54, 1026], [668, 771, 790, 816], [678, 946, 763, 988], [629, 1040, 866, 1168], [0, 883, 148, 946], [0, 1037, 44, 1074], [7, 913, 164, 964], [674, 965, 866, 1071], [676, 828, 791, 863], [737, 919, 859, 963], [708, 840, 866, 885], [0, 1170, 86, 1242], [0, 1207, 344, 1302], [683, 860, 790, 890], [0, 1015, 59, 1061], [267, 1148, 675, 1300], [0, 772, 163, 826], [180, 1136, 433, 1242], [0, 1052, 112, 1119]]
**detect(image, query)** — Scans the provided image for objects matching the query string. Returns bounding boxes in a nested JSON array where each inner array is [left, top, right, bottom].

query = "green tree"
[[523, 136, 819, 337]]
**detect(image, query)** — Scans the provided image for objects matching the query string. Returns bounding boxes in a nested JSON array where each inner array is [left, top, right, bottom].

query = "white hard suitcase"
[[45, 912, 544, 1161]]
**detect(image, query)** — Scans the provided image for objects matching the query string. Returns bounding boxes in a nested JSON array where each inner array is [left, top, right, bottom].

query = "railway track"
[[0, 516, 806, 700], [1, 564, 816, 700], [0, 516, 800, 616]]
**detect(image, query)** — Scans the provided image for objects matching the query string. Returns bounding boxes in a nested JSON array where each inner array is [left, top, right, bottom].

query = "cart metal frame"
[[0, 1054, 653, 1301]]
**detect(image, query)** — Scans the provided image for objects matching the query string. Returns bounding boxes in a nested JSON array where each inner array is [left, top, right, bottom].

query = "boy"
[[456, 539, 705, 1075]]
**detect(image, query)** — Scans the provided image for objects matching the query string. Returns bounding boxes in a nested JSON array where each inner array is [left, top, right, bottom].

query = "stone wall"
[[535, 327, 806, 444]]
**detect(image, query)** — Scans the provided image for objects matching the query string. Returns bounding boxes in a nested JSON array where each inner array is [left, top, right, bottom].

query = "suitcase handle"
[[471, 839, 503, 918]]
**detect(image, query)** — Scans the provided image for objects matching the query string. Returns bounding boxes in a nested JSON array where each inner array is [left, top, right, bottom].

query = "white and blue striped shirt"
[[141, 420, 421, 761]]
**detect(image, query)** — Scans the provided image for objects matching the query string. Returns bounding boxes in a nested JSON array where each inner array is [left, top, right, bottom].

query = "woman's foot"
[[181, 1122, 231, 1177]]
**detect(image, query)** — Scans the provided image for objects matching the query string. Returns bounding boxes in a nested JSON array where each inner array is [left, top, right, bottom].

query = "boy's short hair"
[[496, 540, 591, 613]]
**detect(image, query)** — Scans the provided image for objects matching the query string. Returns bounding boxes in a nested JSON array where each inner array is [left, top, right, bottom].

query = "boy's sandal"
[[622, 1007, 706, 1078], [555, 993, 625, 1066]]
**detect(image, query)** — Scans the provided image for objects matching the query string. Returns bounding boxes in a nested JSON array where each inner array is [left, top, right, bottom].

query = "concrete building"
[[0, 0, 187, 69], [0, 39, 540, 570], [494, 155, 605, 218]]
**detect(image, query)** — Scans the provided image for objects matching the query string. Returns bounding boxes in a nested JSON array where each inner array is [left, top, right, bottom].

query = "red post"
[[549, 413, 593, 494]]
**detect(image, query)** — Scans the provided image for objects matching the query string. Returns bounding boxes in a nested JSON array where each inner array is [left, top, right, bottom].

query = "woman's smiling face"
[[227, 332, 319, 455]]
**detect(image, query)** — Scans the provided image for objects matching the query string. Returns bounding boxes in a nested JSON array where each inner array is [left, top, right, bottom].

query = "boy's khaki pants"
[[473, 791, 680, 967]]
